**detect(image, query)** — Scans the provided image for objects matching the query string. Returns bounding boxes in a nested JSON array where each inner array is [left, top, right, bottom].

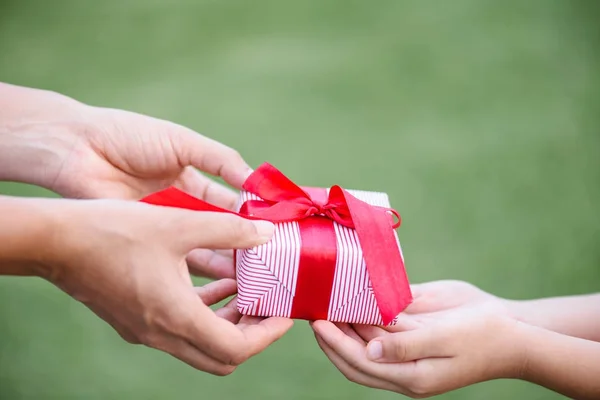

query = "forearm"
[[519, 323, 600, 400], [0, 82, 84, 189], [0, 195, 58, 278], [506, 294, 600, 342]]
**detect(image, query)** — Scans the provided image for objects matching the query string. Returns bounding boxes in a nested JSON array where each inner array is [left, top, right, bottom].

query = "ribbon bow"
[[141, 163, 411, 324], [238, 163, 401, 230]]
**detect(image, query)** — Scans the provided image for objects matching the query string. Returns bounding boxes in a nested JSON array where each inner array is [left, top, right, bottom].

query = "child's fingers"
[[311, 321, 414, 376], [334, 323, 366, 344], [352, 324, 389, 341], [314, 332, 401, 394], [312, 320, 432, 392]]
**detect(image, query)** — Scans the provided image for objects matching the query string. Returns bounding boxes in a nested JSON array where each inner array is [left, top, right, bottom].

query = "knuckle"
[[212, 365, 236, 376], [119, 332, 142, 345], [407, 374, 435, 397], [225, 147, 243, 163], [139, 331, 162, 349], [346, 374, 361, 385], [208, 342, 246, 366], [225, 216, 258, 242], [228, 349, 249, 366], [393, 341, 408, 362], [336, 368, 358, 384]]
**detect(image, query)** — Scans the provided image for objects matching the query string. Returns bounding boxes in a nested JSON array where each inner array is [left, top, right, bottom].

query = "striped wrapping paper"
[[235, 187, 404, 325]]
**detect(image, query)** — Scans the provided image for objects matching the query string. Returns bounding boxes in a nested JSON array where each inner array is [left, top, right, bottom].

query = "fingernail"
[[253, 220, 275, 241], [367, 341, 383, 361]]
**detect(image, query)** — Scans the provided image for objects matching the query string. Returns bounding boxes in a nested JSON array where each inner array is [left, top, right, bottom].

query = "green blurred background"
[[1, 0, 599, 399]]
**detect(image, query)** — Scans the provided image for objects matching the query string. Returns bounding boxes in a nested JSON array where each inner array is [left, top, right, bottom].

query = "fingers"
[[367, 328, 451, 363], [352, 324, 390, 341], [186, 248, 236, 279], [180, 298, 293, 366], [175, 167, 239, 211], [311, 320, 387, 377], [312, 321, 374, 368], [313, 332, 399, 393], [178, 211, 274, 251], [161, 337, 236, 376], [403, 282, 440, 314], [235, 317, 295, 361], [351, 314, 422, 342], [172, 126, 252, 189], [214, 296, 242, 323], [194, 279, 237, 306], [334, 323, 366, 344]]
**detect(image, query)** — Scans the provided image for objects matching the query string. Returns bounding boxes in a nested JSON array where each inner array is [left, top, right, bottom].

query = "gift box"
[[142, 163, 412, 325]]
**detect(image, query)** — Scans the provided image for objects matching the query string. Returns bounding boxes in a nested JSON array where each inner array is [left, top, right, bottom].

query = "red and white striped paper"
[[235, 188, 404, 325]]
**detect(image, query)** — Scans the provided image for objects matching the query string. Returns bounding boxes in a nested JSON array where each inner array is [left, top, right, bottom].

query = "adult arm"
[[0, 195, 57, 277], [0, 81, 252, 278], [0, 81, 250, 202], [0, 82, 83, 189]]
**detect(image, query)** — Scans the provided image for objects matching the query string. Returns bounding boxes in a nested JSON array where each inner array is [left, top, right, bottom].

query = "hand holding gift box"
[[142, 163, 412, 325]]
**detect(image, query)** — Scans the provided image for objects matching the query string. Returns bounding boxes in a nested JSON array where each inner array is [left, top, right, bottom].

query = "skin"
[[312, 280, 600, 399], [0, 82, 293, 375]]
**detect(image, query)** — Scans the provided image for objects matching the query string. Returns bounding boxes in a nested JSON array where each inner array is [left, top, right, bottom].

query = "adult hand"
[[39, 198, 293, 375], [0, 83, 250, 279]]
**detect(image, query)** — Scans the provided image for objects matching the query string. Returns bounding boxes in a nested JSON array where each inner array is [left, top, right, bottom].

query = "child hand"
[[311, 304, 526, 398], [401, 280, 509, 316]]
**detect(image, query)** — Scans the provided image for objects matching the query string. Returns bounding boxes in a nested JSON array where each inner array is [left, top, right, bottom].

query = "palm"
[[54, 144, 191, 200]]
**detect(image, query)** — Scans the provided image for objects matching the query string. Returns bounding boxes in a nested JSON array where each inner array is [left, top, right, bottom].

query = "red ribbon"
[[141, 163, 412, 324]]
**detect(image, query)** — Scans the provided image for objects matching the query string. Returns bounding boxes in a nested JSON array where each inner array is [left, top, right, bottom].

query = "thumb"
[[178, 211, 275, 250], [366, 328, 448, 363]]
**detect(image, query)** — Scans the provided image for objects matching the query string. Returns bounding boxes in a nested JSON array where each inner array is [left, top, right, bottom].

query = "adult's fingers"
[[214, 296, 242, 323], [180, 300, 293, 366], [234, 316, 295, 362], [160, 336, 236, 376], [194, 279, 237, 306], [367, 327, 452, 363], [175, 167, 239, 211], [187, 248, 236, 279], [177, 211, 274, 251], [171, 125, 251, 189], [314, 333, 400, 394]]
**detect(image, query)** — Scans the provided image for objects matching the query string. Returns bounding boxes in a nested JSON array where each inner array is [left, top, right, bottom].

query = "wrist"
[[0, 83, 89, 191], [506, 321, 536, 381], [486, 316, 532, 381], [0, 196, 64, 278]]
